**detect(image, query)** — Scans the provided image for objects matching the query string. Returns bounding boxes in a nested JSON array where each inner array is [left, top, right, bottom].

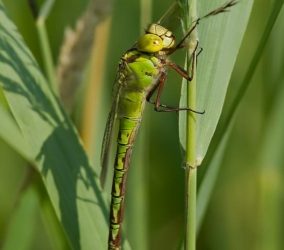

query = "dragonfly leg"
[[169, 18, 200, 53], [197, 46, 203, 57], [146, 82, 159, 104], [150, 71, 166, 109], [156, 104, 205, 114], [196, 46, 203, 67], [167, 41, 199, 81], [167, 61, 192, 81], [149, 72, 205, 114]]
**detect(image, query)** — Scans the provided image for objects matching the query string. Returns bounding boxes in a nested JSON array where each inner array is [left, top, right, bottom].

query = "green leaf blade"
[[0, 2, 119, 249], [179, 0, 253, 163]]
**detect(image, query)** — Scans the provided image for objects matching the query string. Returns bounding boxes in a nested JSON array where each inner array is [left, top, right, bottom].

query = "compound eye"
[[137, 34, 163, 53]]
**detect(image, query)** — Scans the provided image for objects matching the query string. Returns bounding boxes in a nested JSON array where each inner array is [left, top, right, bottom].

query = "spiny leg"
[[146, 82, 159, 104], [167, 40, 199, 82], [169, 20, 200, 54], [146, 33, 203, 112], [156, 104, 205, 114], [166, 61, 193, 81], [197, 47, 203, 58], [147, 72, 204, 114]]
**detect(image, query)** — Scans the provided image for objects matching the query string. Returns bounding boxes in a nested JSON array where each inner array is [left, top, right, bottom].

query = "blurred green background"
[[0, 0, 284, 249]]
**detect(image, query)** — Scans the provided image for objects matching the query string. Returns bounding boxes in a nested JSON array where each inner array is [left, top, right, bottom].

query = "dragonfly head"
[[137, 23, 175, 53]]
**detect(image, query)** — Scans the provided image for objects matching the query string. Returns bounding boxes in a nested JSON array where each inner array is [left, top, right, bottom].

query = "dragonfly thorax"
[[137, 23, 175, 53]]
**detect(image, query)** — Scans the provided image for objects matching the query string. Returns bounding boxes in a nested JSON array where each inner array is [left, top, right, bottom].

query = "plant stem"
[[36, 0, 57, 92], [184, 0, 198, 249]]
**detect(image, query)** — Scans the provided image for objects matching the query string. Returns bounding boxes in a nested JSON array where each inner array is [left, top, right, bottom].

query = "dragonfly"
[[100, 1, 237, 249]]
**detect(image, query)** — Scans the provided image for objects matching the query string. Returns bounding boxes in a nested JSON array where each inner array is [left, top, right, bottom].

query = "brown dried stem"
[[57, 0, 111, 111]]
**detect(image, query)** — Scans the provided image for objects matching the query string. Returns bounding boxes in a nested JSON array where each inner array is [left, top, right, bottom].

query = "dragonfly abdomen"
[[109, 117, 141, 249]]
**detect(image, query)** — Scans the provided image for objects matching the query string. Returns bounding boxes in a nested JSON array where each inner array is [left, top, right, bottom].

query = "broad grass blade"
[[0, 3, 132, 249], [179, 0, 253, 163]]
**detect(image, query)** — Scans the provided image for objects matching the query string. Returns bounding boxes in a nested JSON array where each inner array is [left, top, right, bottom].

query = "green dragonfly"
[[101, 1, 237, 249]]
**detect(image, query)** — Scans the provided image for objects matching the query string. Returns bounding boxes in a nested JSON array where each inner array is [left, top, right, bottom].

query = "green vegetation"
[[0, 0, 283, 249]]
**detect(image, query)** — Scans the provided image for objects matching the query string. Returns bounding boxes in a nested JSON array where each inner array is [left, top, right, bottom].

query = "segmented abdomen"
[[108, 117, 140, 249]]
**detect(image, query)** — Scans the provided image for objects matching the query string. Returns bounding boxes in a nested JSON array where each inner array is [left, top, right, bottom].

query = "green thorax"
[[117, 49, 162, 119]]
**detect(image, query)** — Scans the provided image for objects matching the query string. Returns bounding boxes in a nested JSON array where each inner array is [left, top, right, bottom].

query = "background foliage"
[[0, 0, 283, 249]]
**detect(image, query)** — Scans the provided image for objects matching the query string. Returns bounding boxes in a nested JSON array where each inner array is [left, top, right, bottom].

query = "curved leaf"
[[0, 2, 124, 249], [179, 0, 253, 162]]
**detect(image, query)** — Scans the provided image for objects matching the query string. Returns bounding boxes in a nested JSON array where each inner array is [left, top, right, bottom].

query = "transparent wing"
[[100, 63, 124, 188]]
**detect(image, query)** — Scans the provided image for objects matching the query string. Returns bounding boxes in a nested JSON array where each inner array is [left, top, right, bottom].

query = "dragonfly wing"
[[100, 66, 124, 188]]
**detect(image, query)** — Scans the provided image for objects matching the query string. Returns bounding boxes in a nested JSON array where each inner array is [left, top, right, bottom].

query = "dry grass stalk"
[[57, 0, 111, 111]]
